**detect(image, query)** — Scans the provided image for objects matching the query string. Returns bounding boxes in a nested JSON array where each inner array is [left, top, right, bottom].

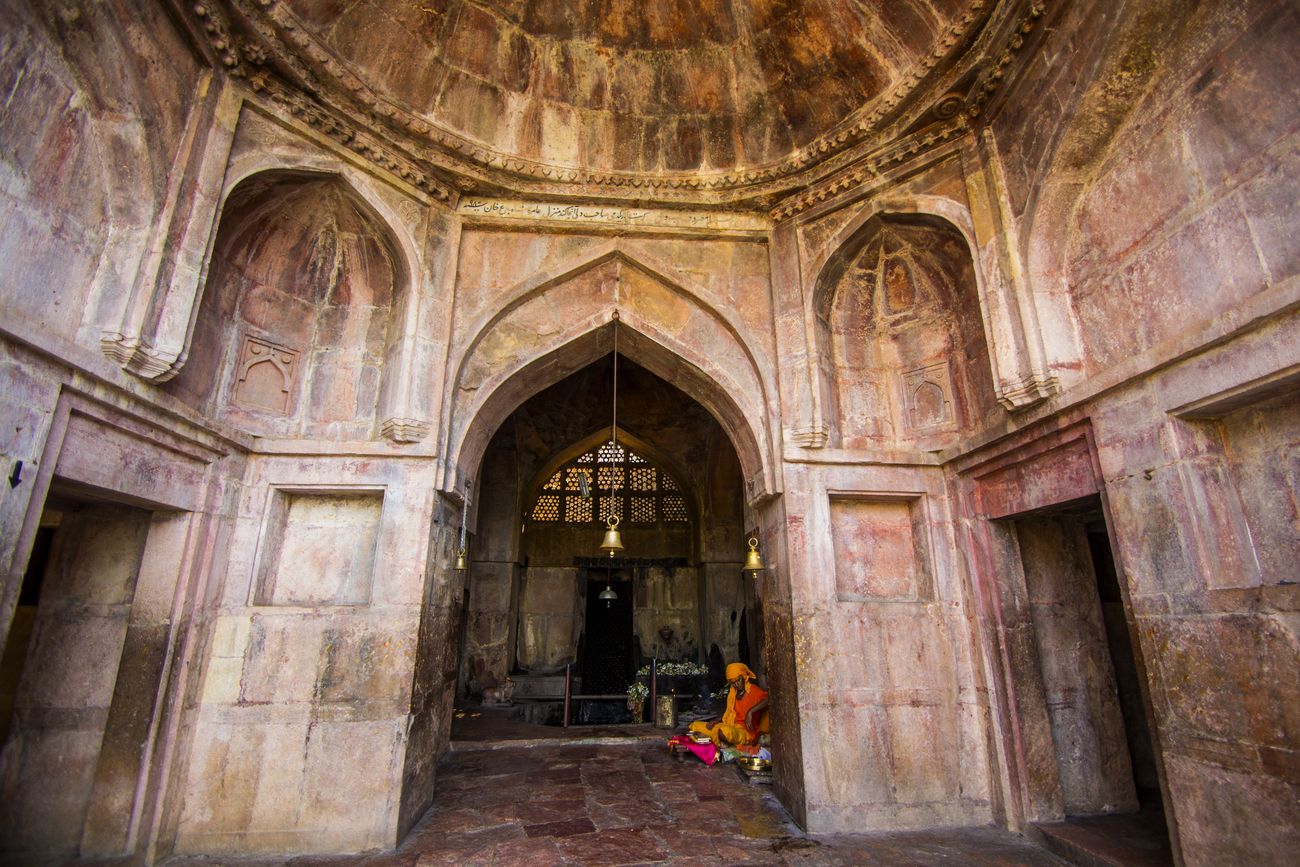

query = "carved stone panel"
[[903, 361, 954, 432], [232, 335, 298, 414]]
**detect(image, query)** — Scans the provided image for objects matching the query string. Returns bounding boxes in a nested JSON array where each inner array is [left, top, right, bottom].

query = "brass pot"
[[737, 756, 771, 772], [654, 695, 677, 728]]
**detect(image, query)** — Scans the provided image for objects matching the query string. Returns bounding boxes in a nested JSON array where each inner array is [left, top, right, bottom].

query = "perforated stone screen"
[[529, 443, 688, 525]]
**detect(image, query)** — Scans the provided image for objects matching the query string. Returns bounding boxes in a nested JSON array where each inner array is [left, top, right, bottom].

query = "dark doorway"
[[1085, 519, 1161, 805], [1013, 498, 1172, 865], [581, 569, 633, 699], [0, 521, 55, 749]]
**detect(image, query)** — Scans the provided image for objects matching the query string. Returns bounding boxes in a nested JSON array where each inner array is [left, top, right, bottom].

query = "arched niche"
[[442, 252, 777, 504], [813, 211, 1002, 451], [164, 170, 410, 439]]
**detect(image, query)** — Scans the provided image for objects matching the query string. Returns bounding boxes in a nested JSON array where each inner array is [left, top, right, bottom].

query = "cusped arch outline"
[[442, 249, 778, 504]]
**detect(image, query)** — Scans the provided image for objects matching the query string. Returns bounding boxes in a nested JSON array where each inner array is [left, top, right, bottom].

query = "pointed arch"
[[218, 158, 422, 292], [440, 250, 778, 503]]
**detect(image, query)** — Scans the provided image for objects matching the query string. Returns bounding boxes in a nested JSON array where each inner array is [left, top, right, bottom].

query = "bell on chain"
[[600, 515, 624, 557]]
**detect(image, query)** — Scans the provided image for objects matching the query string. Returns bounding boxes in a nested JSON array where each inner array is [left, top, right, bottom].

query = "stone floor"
[[3, 715, 1078, 867], [393, 741, 1069, 867], [151, 736, 1071, 867]]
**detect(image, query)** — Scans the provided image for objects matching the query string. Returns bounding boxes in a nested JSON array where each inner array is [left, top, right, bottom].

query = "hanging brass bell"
[[598, 584, 618, 602], [600, 515, 624, 556], [454, 548, 468, 571], [743, 536, 764, 573]]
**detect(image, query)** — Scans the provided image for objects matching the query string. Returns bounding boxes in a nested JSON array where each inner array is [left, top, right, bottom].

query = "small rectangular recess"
[[828, 493, 933, 603], [252, 486, 384, 606], [1169, 384, 1299, 589]]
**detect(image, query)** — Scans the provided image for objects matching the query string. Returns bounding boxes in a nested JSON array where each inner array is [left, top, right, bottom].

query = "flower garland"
[[635, 661, 707, 678], [626, 660, 707, 704]]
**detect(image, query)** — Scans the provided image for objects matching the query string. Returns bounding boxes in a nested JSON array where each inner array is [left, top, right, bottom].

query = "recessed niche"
[[1174, 384, 1300, 589], [253, 489, 383, 606], [829, 495, 931, 602], [903, 361, 955, 431]]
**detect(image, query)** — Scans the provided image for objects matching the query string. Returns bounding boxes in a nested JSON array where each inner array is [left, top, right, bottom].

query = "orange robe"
[[689, 681, 769, 746]]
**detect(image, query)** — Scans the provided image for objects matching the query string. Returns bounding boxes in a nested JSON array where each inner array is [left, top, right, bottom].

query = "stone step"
[[1030, 810, 1173, 867]]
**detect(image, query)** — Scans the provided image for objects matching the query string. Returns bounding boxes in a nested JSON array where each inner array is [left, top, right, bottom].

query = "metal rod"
[[610, 312, 619, 457], [649, 656, 657, 718], [563, 663, 571, 729], [458, 481, 471, 552]]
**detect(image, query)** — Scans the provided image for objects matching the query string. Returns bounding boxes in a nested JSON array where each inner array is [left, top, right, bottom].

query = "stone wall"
[[0, 1, 1295, 863], [775, 461, 993, 833], [974, 0, 1300, 862]]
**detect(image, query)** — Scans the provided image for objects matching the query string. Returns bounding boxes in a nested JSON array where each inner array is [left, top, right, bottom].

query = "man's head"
[[725, 662, 755, 687]]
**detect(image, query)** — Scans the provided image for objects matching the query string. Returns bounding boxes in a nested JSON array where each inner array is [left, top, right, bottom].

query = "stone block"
[[0, 725, 103, 852], [239, 615, 327, 705], [1121, 196, 1266, 354], [202, 656, 244, 706], [246, 722, 309, 831], [176, 721, 266, 843], [1166, 752, 1300, 867], [1075, 122, 1199, 265], [1183, 6, 1300, 191], [803, 701, 893, 807], [1238, 134, 1300, 286], [888, 704, 956, 804], [301, 718, 403, 848], [21, 613, 129, 710], [882, 609, 948, 692], [317, 620, 417, 705]]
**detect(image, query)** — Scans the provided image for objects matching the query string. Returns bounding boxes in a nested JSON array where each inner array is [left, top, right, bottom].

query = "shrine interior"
[[0, 0, 1296, 865]]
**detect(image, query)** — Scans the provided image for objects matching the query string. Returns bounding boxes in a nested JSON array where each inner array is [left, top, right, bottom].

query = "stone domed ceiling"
[[230, 0, 1000, 184]]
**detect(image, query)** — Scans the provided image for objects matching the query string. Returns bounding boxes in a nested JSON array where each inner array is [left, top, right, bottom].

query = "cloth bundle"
[[667, 734, 718, 766]]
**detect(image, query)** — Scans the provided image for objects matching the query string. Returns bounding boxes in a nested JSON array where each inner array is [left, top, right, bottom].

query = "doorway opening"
[[1009, 497, 1172, 865], [0, 492, 153, 854], [577, 567, 633, 723], [452, 353, 758, 737]]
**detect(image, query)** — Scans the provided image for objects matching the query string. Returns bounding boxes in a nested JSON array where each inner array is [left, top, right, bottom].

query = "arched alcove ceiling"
[[812, 209, 974, 319], [198, 0, 1030, 204], [214, 170, 408, 289]]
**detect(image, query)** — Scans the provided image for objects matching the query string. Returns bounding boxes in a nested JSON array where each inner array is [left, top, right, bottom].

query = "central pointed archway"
[[457, 353, 759, 725]]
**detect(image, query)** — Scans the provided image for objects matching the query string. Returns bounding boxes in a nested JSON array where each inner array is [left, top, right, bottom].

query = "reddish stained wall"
[[0, 1, 200, 342], [166, 174, 400, 439], [994, 0, 1298, 378]]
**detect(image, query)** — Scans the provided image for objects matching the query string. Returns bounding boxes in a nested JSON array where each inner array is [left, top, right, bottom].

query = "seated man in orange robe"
[[689, 662, 769, 747]]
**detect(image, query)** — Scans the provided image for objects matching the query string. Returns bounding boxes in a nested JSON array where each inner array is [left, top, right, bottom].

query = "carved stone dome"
[[244, 0, 995, 189]]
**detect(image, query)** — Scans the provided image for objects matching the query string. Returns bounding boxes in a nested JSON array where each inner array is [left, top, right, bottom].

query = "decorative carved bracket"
[[788, 426, 830, 449], [100, 334, 183, 381], [996, 374, 1059, 411], [381, 417, 431, 444]]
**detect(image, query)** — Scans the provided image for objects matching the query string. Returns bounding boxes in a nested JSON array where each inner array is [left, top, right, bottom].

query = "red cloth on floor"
[[668, 735, 718, 766]]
